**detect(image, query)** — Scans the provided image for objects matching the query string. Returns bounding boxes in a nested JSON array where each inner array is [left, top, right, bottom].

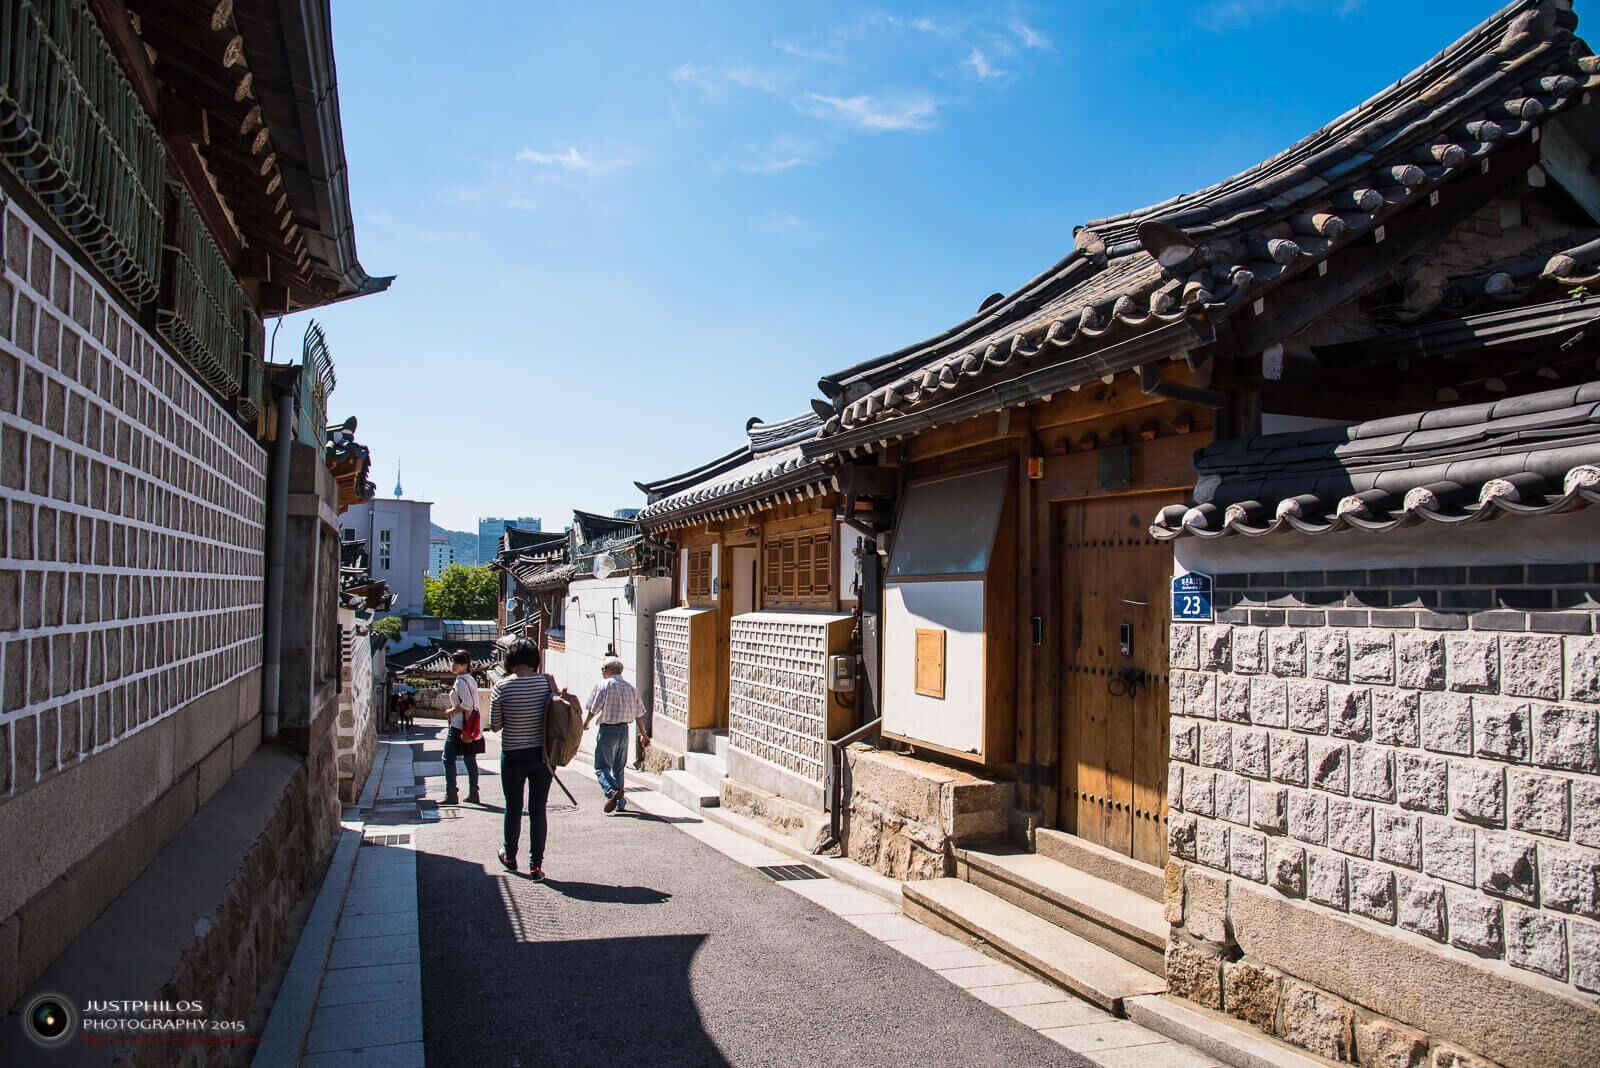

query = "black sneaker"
[[498, 850, 517, 872], [444, 793, 460, 806], [529, 866, 545, 882], [465, 791, 481, 804]]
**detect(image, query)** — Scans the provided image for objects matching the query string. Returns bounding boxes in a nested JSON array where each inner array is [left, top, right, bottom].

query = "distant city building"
[[344, 498, 433, 615], [478, 516, 540, 563], [427, 535, 454, 578]]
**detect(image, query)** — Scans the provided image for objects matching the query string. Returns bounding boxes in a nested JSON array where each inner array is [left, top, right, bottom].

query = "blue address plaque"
[[1172, 571, 1214, 624]]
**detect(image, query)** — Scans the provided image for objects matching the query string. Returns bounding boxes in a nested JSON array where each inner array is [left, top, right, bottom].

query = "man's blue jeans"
[[594, 722, 629, 807]]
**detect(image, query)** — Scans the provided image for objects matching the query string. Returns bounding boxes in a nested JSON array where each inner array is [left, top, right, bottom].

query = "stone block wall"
[[1165, 563, 1600, 1067], [334, 607, 380, 803], [843, 745, 1011, 880]]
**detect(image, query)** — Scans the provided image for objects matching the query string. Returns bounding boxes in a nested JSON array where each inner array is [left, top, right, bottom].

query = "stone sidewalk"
[[256, 732, 426, 1065]]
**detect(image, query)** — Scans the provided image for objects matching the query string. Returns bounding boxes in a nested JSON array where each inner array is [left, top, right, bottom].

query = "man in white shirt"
[[584, 657, 649, 813], [443, 650, 481, 805]]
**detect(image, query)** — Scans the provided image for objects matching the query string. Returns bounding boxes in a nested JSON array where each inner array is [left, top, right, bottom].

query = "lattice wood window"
[[763, 529, 833, 607], [685, 546, 713, 601]]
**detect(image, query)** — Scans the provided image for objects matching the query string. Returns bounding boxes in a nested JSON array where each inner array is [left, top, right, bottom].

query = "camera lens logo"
[[24, 994, 75, 1046]]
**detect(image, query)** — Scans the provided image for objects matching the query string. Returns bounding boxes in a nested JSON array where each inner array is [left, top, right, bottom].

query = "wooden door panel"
[[1059, 494, 1171, 865]]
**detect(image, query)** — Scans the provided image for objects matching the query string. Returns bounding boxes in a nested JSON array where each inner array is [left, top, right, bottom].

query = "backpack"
[[541, 674, 584, 769]]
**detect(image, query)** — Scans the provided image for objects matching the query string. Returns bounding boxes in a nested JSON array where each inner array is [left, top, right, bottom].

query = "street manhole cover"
[[757, 864, 825, 882], [364, 833, 411, 846]]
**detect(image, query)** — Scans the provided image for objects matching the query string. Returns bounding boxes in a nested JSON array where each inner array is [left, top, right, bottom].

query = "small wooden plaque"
[[914, 628, 946, 699]]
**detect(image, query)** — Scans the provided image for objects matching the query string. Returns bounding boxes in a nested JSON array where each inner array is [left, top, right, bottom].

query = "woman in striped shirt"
[[490, 638, 555, 879]]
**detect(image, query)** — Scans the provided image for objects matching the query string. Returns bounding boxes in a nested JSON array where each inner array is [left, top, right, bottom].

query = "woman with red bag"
[[443, 650, 485, 804]]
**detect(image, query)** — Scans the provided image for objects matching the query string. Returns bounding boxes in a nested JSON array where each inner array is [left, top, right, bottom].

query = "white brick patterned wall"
[[336, 607, 376, 783], [652, 612, 691, 726], [728, 614, 835, 786], [1169, 614, 1600, 993], [0, 201, 267, 796]]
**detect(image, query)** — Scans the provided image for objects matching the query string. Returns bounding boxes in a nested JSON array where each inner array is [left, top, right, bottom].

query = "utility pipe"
[[262, 377, 299, 740]]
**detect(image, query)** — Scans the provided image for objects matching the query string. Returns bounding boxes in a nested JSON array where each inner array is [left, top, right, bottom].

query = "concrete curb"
[[254, 742, 389, 1062]]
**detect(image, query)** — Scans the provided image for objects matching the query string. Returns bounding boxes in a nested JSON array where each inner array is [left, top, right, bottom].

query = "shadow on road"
[[538, 879, 672, 905], [419, 850, 724, 1068]]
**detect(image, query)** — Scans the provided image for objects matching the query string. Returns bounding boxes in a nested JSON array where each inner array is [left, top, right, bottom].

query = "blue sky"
[[282, 0, 1591, 532]]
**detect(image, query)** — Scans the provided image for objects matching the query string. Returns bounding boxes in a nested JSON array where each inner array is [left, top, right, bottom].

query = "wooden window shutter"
[[796, 535, 813, 598], [780, 537, 797, 600], [814, 534, 832, 598], [764, 540, 781, 596]]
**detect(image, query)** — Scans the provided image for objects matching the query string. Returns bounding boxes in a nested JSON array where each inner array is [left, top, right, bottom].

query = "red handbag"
[[460, 707, 483, 744]]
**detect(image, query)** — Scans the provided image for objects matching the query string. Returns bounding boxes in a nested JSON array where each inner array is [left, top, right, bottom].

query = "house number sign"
[[1171, 571, 1214, 624]]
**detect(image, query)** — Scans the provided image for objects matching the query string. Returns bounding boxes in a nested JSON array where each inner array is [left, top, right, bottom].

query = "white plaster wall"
[[559, 575, 673, 696], [883, 580, 986, 755]]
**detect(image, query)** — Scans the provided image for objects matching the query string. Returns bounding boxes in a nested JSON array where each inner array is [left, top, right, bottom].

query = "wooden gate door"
[[1059, 494, 1171, 867]]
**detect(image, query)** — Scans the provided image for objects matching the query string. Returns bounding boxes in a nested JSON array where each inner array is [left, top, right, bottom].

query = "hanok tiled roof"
[[636, 413, 830, 526], [508, 561, 580, 593], [811, 0, 1598, 446], [572, 510, 638, 552], [387, 641, 502, 677], [1151, 380, 1600, 539]]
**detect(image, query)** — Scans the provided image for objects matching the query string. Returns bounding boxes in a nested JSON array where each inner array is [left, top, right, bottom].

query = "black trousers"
[[502, 746, 553, 867]]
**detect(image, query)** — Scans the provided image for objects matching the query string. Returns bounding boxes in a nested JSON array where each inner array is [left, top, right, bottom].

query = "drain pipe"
[[262, 376, 299, 740]]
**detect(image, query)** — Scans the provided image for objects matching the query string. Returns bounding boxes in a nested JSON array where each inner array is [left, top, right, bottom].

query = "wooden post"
[[1035, 492, 1059, 827], [1014, 418, 1037, 819]]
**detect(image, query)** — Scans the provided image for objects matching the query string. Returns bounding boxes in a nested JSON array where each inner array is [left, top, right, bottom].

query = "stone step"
[[683, 751, 727, 785], [657, 769, 721, 813], [713, 731, 729, 760], [956, 848, 1167, 975], [1125, 994, 1341, 1068], [902, 878, 1165, 1015], [1034, 828, 1165, 902]]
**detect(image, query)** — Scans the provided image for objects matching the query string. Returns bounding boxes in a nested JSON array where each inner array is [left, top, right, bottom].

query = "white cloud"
[[672, 62, 720, 93], [963, 47, 1005, 80], [515, 146, 594, 171], [724, 66, 784, 93], [798, 91, 939, 132], [1192, 0, 1364, 31], [1008, 16, 1053, 51], [758, 211, 818, 239], [873, 14, 955, 37], [773, 39, 840, 63], [673, 62, 786, 96], [726, 133, 823, 175]]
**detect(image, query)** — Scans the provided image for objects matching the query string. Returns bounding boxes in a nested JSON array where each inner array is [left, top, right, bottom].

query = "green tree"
[[370, 615, 402, 639], [423, 564, 500, 619]]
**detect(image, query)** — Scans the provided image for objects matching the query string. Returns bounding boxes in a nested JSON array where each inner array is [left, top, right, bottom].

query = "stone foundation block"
[[841, 747, 1010, 881], [1280, 980, 1355, 1061], [1223, 958, 1280, 1034], [1166, 936, 1224, 1009], [1355, 1015, 1427, 1068]]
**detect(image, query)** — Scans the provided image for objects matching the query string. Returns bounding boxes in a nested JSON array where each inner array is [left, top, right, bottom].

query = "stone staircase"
[[902, 828, 1168, 1015], [658, 730, 727, 813]]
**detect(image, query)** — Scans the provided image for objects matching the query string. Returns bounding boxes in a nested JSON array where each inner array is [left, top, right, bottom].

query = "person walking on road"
[[490, 638, 556, 880], [443, 651, 482, 805], [584, 657, 650, 814]]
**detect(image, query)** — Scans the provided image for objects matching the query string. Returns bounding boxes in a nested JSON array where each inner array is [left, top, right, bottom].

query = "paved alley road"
[[410, 730, 1106, 1068]]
